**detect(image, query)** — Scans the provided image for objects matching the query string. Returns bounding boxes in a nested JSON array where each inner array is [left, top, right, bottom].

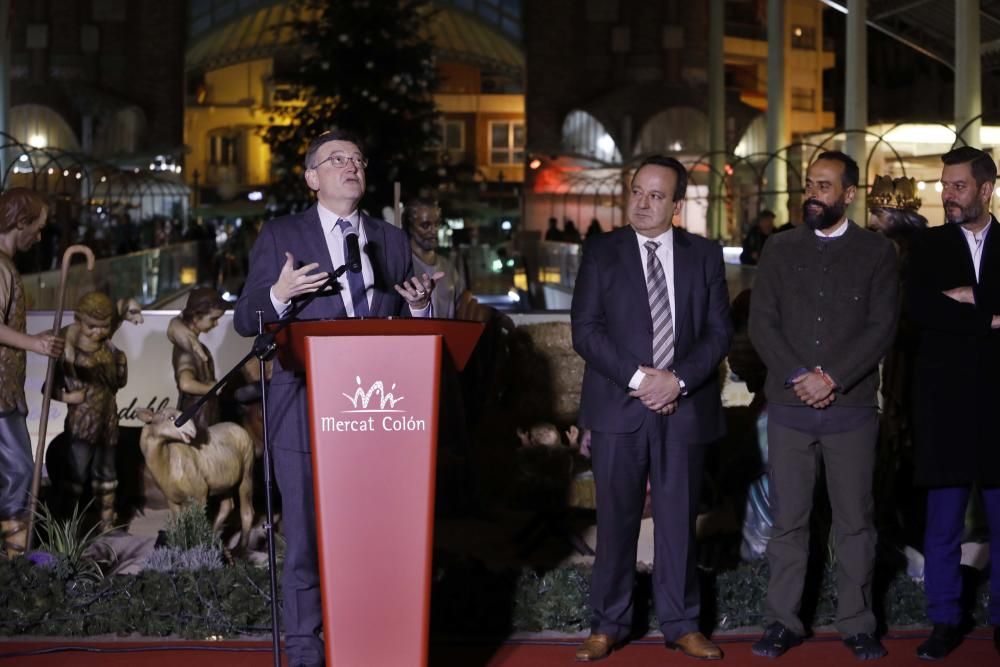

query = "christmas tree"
[[264, 0, 442, 210]]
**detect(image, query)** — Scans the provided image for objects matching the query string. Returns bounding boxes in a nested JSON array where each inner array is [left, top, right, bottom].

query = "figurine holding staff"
[[0, 189, 65, 558]]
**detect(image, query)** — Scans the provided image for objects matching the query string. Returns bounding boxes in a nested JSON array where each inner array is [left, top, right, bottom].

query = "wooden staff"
[[25, 244, 95, 551]]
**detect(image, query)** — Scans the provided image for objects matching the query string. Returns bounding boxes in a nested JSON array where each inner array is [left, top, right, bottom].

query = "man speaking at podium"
[[234, 129, 438, 667]]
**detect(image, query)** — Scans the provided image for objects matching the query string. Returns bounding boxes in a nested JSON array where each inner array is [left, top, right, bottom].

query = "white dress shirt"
[[629, 227, 675, 390], [960, 223, 990, 282], [815, 218, 849, 238]]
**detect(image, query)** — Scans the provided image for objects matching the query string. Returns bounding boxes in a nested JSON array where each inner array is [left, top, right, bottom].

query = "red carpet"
[[0, 631, 996, 666]]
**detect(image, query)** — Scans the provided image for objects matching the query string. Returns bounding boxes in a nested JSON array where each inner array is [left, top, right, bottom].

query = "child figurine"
[[170, 288, 227, 433], [62, 296, 144, 367], [52, 291, 127, 530], [0, 189, 64, 557]]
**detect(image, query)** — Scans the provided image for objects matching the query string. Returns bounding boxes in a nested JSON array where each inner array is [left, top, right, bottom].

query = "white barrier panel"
[[25, 311, 249, 454]]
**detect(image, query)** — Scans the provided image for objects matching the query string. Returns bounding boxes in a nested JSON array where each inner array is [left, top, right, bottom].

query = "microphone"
[[345, 231, 363, 274], [174, 403, 198, 428]]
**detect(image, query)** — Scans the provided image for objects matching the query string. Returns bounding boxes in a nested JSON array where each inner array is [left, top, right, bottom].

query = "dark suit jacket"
[[233, 205, 413, 451], [571, 226, 732, 443], [907, 218, 1000, 486]]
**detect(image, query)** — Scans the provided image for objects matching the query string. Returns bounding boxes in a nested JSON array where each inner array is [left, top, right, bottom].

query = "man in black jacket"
[[907, 146, 1000, 660], [749, 151, 898, 661]]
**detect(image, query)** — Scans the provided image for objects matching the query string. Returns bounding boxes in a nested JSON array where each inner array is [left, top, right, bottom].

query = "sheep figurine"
[[135, 407, 254, 551]]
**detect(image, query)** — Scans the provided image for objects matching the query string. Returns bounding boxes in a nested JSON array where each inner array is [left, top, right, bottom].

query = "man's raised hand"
[[273, 252, 329, 303]]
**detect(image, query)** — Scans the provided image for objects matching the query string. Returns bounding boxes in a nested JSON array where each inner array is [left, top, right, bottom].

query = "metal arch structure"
[[1, 132, 189, 221], [685, 150, 736, 212], [951, 111, 1000, 148], [535, 163, 623, 230], [809, 127, 913, 181], [720, 149, 798, 222], [827, 0, 1000, 74], [533, 122, 966, 240]]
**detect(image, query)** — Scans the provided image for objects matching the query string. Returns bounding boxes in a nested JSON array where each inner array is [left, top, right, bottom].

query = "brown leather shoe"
[[575, 633, 618, 661], [666, 632, 723, 660]]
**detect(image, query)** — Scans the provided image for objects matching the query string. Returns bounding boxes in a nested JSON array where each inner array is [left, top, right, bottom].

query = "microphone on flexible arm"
[[345, 230, 363, 274]]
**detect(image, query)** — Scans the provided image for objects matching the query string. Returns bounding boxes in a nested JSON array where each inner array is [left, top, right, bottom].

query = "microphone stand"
[[255, 308, 281, 667], [174, 265, 349, 667]]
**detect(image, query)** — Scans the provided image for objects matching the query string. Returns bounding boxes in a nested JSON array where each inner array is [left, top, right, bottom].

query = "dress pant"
[[589, 411, 705, 642], [764, 418, 879, 637], [924, 485, 1000, 626], [0, 412, 32, 519]]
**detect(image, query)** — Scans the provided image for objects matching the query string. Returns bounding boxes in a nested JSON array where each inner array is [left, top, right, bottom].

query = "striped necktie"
[[644, 240, 674, 369], [336, 218, 370, 317]]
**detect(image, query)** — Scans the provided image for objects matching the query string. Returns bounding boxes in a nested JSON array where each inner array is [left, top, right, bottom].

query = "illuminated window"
[[489, 121, 525, 165], [209, 131, 240, 167], [562, 110, 622, 163], [791, 87, 815, 112]]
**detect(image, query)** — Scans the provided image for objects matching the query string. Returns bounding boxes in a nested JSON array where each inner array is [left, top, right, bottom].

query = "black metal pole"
[[257, 309, 282, 667]]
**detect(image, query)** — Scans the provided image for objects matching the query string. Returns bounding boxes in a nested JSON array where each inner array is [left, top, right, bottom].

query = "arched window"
[[634, 107, 709, 156], [7, 104, 80, 151], [561, 110, 622, 164]]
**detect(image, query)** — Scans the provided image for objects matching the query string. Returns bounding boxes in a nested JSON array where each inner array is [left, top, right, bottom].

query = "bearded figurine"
[[52, 291, 128, 530]]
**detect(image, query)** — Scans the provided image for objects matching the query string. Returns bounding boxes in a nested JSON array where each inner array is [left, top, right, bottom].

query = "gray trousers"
[[0, 412, 33, 519], [764, 418, 878, 637]]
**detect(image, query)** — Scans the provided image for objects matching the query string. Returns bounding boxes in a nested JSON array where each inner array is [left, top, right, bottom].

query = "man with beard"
[[906, 146, 1000, 660], [749, 151, 898, 661]]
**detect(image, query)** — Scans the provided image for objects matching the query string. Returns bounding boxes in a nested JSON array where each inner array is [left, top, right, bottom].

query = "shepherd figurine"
[[0, 189, 65, 558]]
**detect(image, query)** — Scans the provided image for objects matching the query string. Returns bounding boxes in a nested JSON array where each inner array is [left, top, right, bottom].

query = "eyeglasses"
[[311, 154, 369, 170]]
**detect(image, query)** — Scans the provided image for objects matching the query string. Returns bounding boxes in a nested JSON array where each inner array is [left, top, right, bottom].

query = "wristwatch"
[[674, 373, 688, 396]]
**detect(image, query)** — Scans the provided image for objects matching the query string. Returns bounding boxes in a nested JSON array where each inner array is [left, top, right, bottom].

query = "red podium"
[[276, 318, 484, 667]]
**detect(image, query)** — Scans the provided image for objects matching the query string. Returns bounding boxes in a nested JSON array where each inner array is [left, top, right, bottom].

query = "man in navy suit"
[[571, 155, 732, 661], [234, 130, 438, 667]]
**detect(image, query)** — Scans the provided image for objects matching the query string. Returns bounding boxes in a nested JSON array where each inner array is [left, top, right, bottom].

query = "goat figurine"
[[135, 407, 254, 550]]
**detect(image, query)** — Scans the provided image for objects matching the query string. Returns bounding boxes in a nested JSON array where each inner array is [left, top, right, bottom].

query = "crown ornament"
[[869, 174, 921, 211]]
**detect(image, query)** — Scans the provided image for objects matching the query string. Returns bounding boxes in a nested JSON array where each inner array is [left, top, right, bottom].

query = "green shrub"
[[0, 553, 991, 638], [32, 501, 117, 583], [143, 545, 224, 572], [162, 504, 217, 550]]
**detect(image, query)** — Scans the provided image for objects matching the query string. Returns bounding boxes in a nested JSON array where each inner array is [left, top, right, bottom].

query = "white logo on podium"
[[321, 376, 426, 433], [342, 376, 405, 412]]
